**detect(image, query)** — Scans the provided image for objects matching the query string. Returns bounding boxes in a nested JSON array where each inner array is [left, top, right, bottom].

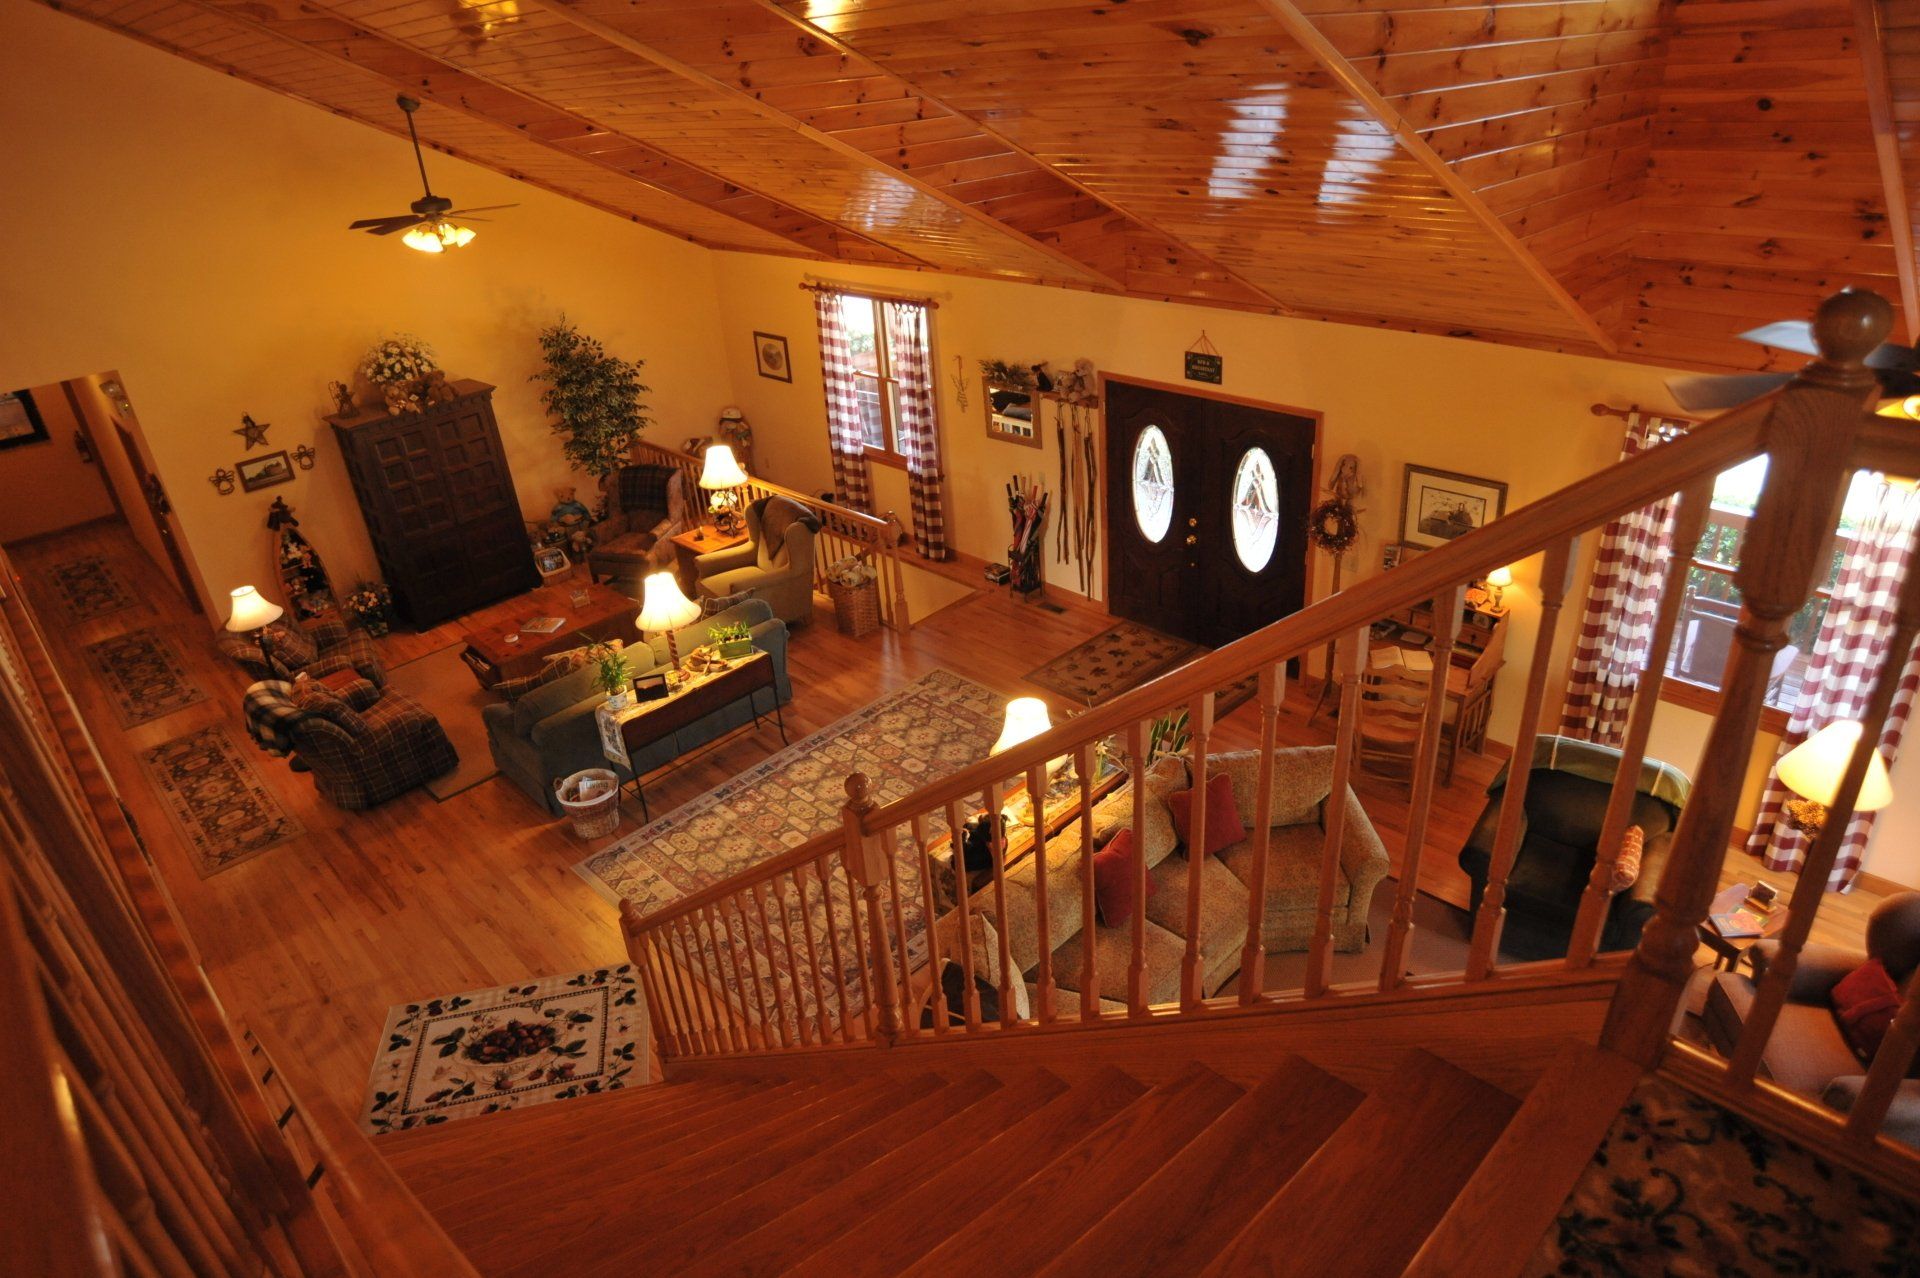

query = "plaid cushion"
[[262, 623, 318, 673], [241, 680, 303, 756], [493, 642, 608, 701], [701, 589, 754, 617], [293, 680, 368, 738], [617, 464, 677, 517]]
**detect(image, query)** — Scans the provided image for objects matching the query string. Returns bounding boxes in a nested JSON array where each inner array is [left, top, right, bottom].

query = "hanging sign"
[[1184, 331, 1223, 384]]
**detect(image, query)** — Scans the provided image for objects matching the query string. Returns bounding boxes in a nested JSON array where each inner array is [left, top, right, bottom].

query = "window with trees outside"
[[838, 292, 919, 467], [1662, 456, 1879, 723]]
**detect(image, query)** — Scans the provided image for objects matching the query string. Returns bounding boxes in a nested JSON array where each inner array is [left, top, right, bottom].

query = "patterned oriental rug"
[[83, 627, 207, 727], [140, 725, 303, 877], [48, 554, 143, 621], [359, 966, 647, 1135]]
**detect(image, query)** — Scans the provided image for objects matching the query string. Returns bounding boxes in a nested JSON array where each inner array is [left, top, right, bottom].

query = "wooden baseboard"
[[1, 512, 120, 549], [914, 546, 1109, 619], [1854, 869, 1918, 898]]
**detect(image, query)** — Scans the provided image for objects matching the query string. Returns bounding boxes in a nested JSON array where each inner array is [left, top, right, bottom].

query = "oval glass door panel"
[[1132, 425, 1175, 543], [1231, 447, 1280, 572]]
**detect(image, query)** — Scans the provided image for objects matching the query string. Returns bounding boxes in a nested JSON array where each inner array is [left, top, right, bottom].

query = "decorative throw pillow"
[[261, 623, 317, 676], [1093, 828, 1154, 927], [1610, 825, 1645, 893], [291, 679, 369, 738], [1167, 771, 1247, 858], [1832, 957, 1903, 1063], [493, 642, 607, 701], [701, 589, 754, 617]]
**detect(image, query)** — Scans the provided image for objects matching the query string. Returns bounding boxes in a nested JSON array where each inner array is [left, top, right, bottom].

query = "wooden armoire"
[[328, 380, 538, 629]]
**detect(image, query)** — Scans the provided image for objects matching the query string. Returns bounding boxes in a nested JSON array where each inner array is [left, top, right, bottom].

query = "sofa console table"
[[596, 651, 786, 820]]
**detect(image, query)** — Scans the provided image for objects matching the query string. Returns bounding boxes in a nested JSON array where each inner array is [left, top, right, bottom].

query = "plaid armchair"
[[245, 677, 456, 810], [588, 463, 694, 582], [218, 614, 385, 687]]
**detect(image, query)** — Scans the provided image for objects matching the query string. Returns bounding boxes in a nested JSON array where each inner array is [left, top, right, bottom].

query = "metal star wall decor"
[[234, 413, 271, 449]]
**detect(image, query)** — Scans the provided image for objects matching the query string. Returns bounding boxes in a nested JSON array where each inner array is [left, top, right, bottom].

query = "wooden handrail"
[[624, 828, 845, 934]]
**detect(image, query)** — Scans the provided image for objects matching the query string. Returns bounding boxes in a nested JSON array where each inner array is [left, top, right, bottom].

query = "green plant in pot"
[[709, 620, 754, 661], [587, 641, 635, 709], [532, 318, 652, 477]]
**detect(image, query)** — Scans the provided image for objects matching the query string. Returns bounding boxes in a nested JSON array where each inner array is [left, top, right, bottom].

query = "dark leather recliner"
[[1457, 735, 1691, 961]]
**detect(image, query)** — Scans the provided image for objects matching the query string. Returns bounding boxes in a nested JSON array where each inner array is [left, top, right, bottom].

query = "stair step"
[[1403, 1042, 1644, 1278], [784, 1066, 1149, 1277], [379, 1077, 761, 1165], [679, 1068, 1073, 1278], [634, 1070, 1008, 1275], [1037, 1056, 1367, 1278], [905, 1062, 1247, 1276], [1199, 1049, 1521, 1278]]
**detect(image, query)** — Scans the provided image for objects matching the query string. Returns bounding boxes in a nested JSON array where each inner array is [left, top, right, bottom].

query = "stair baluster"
[[812, 852, 856, 1042], [750, 880, 795, 1049], [1379, 588, 1464, 992], [1126, 719, 1151, 1018], [1076, 742, 1101, 1019], [909, 813, 947, 1037], [1182, 691, 1216, 1011], [728, 894, 776, 1051], [1027, 759, 1057, 1026], [943, 799, 984, 1029], [643, 929, 693, 1058], [841, 774, 903, 1045], [879, 825, 916, 1040], [1466, 538, 1577, 980], [697, 905, 748, 1053], [1306, 629, 1366, 999], [788, 866, 837, 1044], [1237, 662, 1284, 1005], [659, 922, 708, 1057], [983, 781, 1019, 1027], [621, 905, 681, 1057]]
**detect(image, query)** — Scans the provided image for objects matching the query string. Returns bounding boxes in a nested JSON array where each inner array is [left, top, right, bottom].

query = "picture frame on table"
[[236, 449, 294, 492], [1381, 541, 1427, 571], [1399, 464, 1508, 549], [533, 546, 571, 579], [752, 331, 793, 383], [0, 389, 50, 451]]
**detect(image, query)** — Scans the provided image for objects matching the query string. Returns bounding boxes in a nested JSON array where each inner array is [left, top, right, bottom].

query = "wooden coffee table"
[[460, 581, 635, 688]]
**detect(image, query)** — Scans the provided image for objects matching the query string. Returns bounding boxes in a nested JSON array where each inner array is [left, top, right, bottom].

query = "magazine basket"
[[828, 576, 882, 638]]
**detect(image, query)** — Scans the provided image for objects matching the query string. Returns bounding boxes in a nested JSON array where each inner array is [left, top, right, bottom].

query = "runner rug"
[[140, 725, 303, 877], [47, 553, 143, 621], [83, 627, 207, 727], [359, 965, 647, 1135]]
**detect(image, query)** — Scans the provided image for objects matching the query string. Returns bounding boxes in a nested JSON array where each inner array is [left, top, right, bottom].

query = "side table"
[[669, 525, 749, 595], [596, 651, 784, 821], [1698, 882, 1788, 971]]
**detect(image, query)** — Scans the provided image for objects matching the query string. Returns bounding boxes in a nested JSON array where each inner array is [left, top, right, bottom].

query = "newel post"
[[841, 773, 902, 1045], [1601, 288, 1892, 1067]]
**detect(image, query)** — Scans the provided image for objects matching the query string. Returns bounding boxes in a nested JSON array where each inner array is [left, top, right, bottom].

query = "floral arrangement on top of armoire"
[[360, 334, 457, 416]]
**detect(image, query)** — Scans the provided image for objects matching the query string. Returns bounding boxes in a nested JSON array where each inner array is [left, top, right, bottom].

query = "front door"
[[1104, 381, 1314, 648]]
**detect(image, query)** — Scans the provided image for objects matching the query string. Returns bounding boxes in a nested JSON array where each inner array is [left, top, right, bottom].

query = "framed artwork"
[[753, 331, 792, 383], [1399, 465, 1508, 549], [237, 449, 294, 493], [0, 389, 50, 451], [1381, 541, 1428, 571], [534, 546, 570, 577]]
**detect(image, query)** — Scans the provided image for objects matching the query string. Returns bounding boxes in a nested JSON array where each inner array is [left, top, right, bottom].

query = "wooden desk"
[[459, 581, 634, 688], [595, 651, 784, 821], [669, 525, 749, 595]]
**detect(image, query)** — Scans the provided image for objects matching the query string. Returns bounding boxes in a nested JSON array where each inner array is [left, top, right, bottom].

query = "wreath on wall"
[[1308, 498, 1360, 556]]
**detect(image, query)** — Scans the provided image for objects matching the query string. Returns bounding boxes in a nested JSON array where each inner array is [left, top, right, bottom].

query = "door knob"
[[1187, 516, 1198, 527], [1184, 534, 1198, 546]]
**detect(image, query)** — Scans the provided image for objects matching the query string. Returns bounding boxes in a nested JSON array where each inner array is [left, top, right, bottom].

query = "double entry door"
[[1104, 381, 1315, 649]]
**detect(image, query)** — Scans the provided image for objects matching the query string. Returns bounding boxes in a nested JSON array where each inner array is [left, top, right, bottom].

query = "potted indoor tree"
[[531, 319, 652, 477]]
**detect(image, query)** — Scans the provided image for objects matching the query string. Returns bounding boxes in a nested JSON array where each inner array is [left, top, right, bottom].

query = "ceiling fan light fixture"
[[401, 224, 446, 254]]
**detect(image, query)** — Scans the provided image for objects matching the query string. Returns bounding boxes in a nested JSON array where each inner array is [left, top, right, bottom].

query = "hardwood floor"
[[5, 518, 1889, 1116]]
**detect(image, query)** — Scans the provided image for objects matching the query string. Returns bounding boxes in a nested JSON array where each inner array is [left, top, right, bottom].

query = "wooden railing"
[[0, 550, 478, 1275], [630, 438, 914, 633], [623, 291, 1920, 1171]]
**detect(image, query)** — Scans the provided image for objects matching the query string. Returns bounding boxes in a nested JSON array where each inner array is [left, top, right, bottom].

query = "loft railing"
[[624, 291, 1920, 1174], [629, 438, 914, 633], [0, 552, 478, 1275]]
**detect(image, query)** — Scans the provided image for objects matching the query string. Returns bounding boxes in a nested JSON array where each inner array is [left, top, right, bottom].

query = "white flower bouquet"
[[359, 335, 439, 387]]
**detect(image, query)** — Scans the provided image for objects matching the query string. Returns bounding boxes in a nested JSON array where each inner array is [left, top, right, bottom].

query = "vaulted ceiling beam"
[[1853, 0, 1920, 338]]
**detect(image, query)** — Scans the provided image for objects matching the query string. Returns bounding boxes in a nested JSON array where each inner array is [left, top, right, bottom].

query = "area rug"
[[359, 965, 647, 1135], [82, 627, 207, 727], [1523, 1075, 1919, 1276], [1024, 621, 1198, 705], [47, 554, 142, 621], [140, 725, 303, 877], [386, 644, 497, 801]]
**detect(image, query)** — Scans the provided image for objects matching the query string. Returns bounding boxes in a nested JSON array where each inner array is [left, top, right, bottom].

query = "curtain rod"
[[799, 279, 941, 309], [1590, 401, 1700, 424]]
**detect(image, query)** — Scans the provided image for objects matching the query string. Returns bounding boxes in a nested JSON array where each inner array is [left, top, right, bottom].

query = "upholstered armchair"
[[588, 463, 693, 583], [217, 615, 384, 687], [1457, 734, 1690, 961], [695, 495, 820, 625], [1704, 892, 1920, 1148], [247, 677, 456, 810]]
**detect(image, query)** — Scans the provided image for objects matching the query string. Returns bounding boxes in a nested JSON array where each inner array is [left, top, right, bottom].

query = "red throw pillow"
[[1831, 957, 1903, 1064], [1093, 829, 1153, 927], [1167, 771, 1247, 859]]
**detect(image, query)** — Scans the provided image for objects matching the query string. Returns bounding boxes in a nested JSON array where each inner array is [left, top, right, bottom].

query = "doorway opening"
[[1103, 378, 1317, 648]]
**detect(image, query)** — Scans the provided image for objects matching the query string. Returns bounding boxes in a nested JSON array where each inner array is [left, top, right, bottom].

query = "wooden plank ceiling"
[[40, 0, 1914, 370]]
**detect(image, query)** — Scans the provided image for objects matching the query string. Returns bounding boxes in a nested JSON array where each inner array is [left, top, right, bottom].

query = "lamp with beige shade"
[[636, 570, 701, 681], [1778, 720, 1895, 838]]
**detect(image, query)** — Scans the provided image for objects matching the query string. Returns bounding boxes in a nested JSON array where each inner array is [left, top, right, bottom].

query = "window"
[[1231, 447, 1280, 572], [837, 293, 918, 467], [1132, 424, 1175, 543], [1661, 456, 1879, 720]]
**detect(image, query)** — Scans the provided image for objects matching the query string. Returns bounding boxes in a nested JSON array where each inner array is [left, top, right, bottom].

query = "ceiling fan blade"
[[370, 219, 430, 236], [1737, 320, 1819, 357], [348, 215, 419, 231], [444, 203, 518, 216], [1665, 372, 1793, 413]]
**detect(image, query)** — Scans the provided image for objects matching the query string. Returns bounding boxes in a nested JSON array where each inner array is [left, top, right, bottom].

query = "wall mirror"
[[984, 379, 1041, 448]]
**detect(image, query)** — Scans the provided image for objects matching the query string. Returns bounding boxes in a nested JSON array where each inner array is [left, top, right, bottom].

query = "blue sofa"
[[483, 598, 792, 815]]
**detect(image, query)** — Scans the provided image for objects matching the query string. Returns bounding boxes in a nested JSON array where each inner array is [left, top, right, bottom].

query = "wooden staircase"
[[379, 1042, 1636, 1277]]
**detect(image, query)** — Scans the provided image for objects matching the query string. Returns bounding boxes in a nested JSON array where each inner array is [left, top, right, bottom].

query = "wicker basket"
[[828, 577, 882, 638]]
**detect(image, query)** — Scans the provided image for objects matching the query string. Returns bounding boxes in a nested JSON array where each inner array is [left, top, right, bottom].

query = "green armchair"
[[695, 495, 820, 625]]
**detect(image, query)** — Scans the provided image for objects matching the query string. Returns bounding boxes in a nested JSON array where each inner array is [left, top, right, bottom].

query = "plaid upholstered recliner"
[[588, 463, 694, 583], [217, 615, 385, 687], [245, 677, 456, 810]]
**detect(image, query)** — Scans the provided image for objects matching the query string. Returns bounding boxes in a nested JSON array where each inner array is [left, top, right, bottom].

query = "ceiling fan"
[[1665, 318, 1920, 413], [348, 95, 515, 254]]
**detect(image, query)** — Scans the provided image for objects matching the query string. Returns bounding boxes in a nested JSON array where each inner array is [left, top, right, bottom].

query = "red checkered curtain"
[[1560, 412, 1689, 744], [882, 300, 949, 560], [1745, 477, 1920, 892], [814, 290, 873, 513]]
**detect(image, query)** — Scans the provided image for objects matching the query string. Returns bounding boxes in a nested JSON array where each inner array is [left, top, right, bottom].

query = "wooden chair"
[[1356, 664, 1434, 782]]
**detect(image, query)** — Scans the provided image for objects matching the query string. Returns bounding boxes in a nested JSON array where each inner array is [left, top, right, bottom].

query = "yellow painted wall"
[[0, 2, 737, 617], [0, 384, 117, 544]]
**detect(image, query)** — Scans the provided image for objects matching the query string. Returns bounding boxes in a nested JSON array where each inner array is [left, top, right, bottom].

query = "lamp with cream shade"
[[699, 444, 750, 536], [1485, 565, 1513, 610], [226, 585, 285, 665], [636, 571, 702, 678], [1777, 719, 1895, 837]]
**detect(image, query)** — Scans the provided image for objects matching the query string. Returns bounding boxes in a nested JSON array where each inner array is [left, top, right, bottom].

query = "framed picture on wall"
[[753, 332, 793, 383], [1399, 465, 1508, 549], [237, 450, 294, 493], [0, 389, 50, 450]]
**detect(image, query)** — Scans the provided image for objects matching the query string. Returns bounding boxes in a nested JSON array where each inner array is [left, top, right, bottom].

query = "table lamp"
[[1485, 565, 1513, 610], [226, 585, 285, 666], [699, 444, 750, 537], [1778, 719, 1894, 837], [636, 571, 702, 678]]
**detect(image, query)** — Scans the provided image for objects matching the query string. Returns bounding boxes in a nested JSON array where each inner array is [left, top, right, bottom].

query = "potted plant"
[[343, 580, 394, 636], [587, 641, 635, 710], [531, 319, 652, 477], [709, 620, 754, 660], [360, 334, 439, 416]]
